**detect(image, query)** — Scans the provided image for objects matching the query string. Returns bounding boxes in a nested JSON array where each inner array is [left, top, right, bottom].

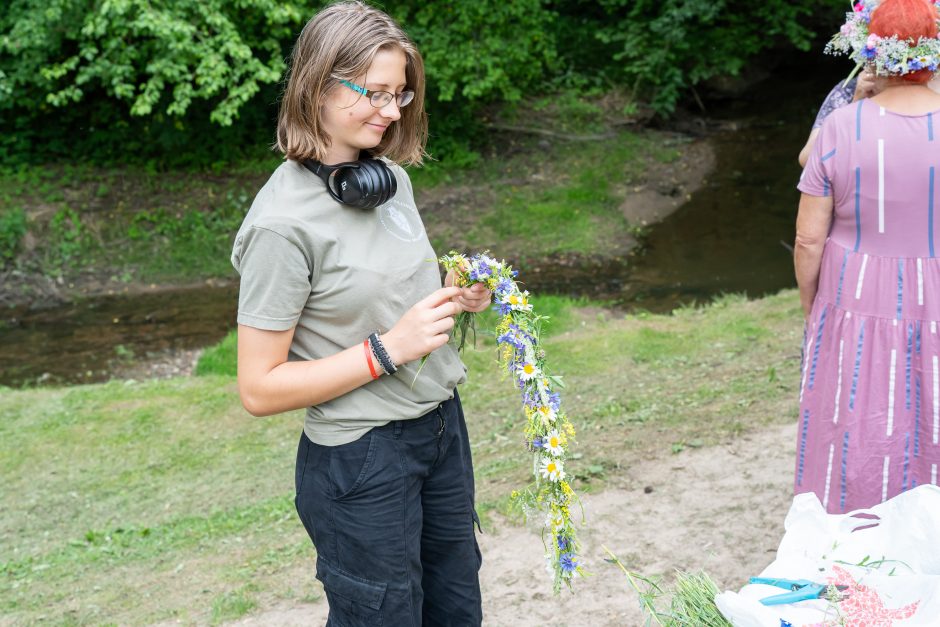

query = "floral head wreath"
[[827, 0, 940, 79]]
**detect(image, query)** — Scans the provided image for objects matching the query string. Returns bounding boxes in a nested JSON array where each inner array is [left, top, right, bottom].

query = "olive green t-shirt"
[[231, 159, 467, 446]]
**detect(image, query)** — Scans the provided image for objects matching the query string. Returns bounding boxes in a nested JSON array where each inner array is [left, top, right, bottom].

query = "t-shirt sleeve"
[[232, 226, 312, 331], [798, 113, 838, 197]]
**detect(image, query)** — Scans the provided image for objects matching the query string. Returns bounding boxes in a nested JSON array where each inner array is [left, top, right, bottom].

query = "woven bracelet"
[[368, 332, 398, 375]]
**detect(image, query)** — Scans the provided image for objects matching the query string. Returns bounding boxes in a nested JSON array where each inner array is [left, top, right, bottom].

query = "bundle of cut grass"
[[604, 546, 732, 627], [667, 570, 732, 626]]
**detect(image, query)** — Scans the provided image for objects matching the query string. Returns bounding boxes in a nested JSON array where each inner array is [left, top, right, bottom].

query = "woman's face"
[[320, 47, 407, 164]]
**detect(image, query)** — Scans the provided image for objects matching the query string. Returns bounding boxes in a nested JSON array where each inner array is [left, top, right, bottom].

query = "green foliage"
[[46, 206, 89, 268], [1, 0, 303, 124], [0, 0, 844, 166], [195, 330, 238, 377], [390, 1, 557, 103], [0, 206, 26, 267], [118, 193, 247, 280], [589, 0, 829, 113]]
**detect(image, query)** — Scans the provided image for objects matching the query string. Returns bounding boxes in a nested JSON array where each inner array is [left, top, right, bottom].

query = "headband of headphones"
[[303, 157, 397, 209]]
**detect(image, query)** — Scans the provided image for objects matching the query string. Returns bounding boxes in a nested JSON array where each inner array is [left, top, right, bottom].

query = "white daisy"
[[542, 430, 564, 456], [507, 291, 533, 312], [539, 457, 565, 482], [518, 361, 540, 380], [537, 405, 557, 425]]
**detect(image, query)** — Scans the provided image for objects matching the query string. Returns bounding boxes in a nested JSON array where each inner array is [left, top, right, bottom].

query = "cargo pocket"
[[316, 558, 387, 627]]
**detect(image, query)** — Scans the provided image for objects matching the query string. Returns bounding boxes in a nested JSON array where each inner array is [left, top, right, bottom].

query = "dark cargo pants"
[[294, 390, 483, 626]]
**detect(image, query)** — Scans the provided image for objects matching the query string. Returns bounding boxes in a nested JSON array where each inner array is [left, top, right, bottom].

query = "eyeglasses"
[[340, 80, 415, 108]]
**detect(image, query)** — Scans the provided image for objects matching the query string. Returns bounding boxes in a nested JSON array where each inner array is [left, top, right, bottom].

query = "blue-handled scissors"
[[748, 577, 850, 606]]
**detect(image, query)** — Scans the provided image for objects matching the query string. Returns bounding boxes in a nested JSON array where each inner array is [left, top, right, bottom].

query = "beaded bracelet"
[[368, 332, 398, 375]]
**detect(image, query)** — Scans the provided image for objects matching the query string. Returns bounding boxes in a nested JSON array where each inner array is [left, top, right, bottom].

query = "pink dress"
[[798, 97, 940, 513]]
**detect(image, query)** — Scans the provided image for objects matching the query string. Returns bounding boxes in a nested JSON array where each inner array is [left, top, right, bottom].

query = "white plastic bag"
[[715, 485, 940, 627]]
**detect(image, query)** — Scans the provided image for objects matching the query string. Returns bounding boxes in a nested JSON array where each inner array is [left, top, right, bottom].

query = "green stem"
[[602, 545, 666, 626]]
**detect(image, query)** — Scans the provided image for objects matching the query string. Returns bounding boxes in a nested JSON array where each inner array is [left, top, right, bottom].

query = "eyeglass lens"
[[369, 90, 415, 108]]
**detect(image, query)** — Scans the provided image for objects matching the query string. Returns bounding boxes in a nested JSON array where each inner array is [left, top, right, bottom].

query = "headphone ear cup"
[[302, 157, 397, 209], [376, 160, 397, 205], [356, 159, 397, 208]]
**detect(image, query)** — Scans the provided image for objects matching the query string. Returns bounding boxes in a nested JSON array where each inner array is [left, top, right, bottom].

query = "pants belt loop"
[[393, 420, 403, 438]]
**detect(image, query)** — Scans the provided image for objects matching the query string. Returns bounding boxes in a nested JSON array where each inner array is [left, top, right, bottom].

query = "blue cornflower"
[[862, 45, 877, 59], [495, 301, 513, 316], [531, 437, 543, 449], [909, 58, 925, 71], [557, 536, 568, 550], [469, 261, 492, 281], [496, 328, 525, 351], [559, 552, 578, 574], [495, 277, 514, 296]]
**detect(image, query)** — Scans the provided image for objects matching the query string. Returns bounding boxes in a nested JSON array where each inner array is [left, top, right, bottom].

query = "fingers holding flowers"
[[382, 286, 463, 365], [455, 283, 492, 313]]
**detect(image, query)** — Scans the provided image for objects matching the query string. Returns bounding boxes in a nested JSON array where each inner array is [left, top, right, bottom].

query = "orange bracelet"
[[363, 339, 380, 379]]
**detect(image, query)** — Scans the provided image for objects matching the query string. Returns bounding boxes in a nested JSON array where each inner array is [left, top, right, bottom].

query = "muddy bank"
[[1, 135, 714, 313]]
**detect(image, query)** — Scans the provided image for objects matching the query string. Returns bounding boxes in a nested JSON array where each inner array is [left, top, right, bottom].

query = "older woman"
[[796, 0, 940, 512]]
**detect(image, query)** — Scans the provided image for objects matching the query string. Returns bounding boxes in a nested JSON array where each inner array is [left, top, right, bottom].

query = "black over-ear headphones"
[[303, 157, 397, 209]]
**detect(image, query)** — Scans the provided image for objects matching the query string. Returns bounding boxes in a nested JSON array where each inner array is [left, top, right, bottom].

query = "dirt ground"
[[230, 420, 796, 626]]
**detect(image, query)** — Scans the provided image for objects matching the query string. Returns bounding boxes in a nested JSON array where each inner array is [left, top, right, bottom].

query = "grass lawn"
[[0, 290, 804, 624]]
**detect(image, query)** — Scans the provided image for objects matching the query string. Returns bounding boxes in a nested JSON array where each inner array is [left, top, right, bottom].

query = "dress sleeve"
[[232, 226, 313, 331], [798, 113, 838, 198], [812, 79, 856, 130]]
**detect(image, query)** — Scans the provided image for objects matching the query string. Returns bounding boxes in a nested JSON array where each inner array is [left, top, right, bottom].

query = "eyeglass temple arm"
[[340, 80, 369, 96]]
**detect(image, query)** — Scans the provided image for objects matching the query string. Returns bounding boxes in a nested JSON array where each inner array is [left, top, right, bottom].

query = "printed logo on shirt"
[[379, 198, 424, 242]]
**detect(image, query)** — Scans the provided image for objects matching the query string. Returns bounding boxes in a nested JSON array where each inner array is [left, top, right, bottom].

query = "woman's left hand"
[[455, 283, 492, 313]]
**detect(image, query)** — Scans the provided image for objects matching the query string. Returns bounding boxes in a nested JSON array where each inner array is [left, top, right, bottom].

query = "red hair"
[[870, 0, 939, 83]]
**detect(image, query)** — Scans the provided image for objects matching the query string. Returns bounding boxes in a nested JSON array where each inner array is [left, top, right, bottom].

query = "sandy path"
[[231, 421, 797, 626]]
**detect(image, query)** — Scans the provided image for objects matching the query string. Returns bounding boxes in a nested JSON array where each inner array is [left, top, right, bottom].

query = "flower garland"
[[827, 0, 940, 78], [440, 251, 585, 592]]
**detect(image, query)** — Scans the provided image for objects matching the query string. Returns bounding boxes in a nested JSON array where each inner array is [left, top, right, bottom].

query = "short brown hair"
[[276, 1, 428, 165]]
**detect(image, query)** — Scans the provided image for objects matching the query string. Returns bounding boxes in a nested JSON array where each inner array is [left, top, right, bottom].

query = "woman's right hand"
[[853, 69, 885, 101], [380, 286, 463, 366]]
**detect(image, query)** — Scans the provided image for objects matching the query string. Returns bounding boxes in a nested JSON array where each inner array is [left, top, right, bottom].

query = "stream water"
[[0, 56, 847, 387]]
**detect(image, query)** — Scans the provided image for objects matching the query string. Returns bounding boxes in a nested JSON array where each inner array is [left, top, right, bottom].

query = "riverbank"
[[0, 289, 802, 624], [0, 128, 713, 312]]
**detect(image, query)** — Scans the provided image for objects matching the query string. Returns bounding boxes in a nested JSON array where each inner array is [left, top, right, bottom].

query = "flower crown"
[[827, 0, 940, 77]]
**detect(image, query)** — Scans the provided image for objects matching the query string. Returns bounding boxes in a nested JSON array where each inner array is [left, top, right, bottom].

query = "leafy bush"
[[0, 206, 26, 268], [0, 0, 844, 166], [575, 0, 842, 114]]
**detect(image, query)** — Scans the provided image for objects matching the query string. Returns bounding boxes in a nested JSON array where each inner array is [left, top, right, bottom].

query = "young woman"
[[231, 2, 490, 624]]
